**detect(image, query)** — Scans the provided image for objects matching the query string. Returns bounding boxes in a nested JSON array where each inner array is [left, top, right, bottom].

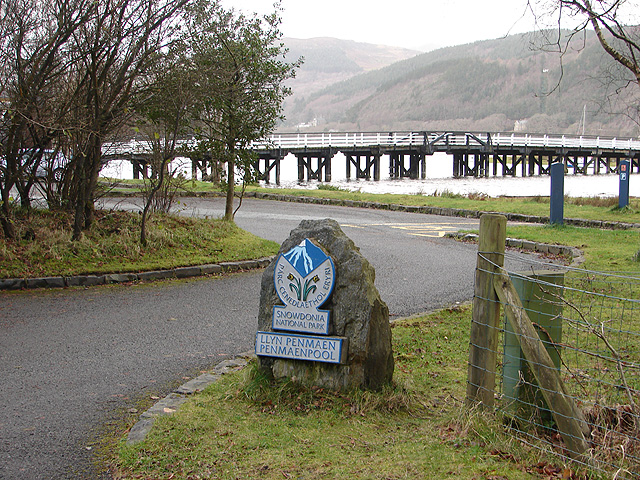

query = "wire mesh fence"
[[470, 250, 640, 478]]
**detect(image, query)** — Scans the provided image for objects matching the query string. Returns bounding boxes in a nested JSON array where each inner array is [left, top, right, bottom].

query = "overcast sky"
[[221, 0, 539, 51]]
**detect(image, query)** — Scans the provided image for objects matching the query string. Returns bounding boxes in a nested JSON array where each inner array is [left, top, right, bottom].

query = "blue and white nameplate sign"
[[256, 331, 348, 364], [257, 238, 348, 365], [272, 239, 335, 335]]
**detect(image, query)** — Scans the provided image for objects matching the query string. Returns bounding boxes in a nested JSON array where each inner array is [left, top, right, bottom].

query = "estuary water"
[[100, 151, 638, 199]]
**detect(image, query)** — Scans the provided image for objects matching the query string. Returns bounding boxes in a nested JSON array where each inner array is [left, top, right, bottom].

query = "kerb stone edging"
[[126, 354, 253, 445], [244, 191, 640, 231], [445, 232, 585, 267], [0, 257, 274, 291], [110, 191, 639, 231]]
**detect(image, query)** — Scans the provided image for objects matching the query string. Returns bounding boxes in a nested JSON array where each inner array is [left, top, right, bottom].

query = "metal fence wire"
[[471, 251, 640, 478]]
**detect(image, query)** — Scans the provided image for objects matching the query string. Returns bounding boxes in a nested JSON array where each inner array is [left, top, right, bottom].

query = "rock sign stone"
[[257, 219, 394, 390]]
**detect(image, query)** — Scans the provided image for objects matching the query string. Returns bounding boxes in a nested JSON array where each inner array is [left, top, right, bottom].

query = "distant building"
[[296, 118, 318, 129], [514, 119, 528, 132]]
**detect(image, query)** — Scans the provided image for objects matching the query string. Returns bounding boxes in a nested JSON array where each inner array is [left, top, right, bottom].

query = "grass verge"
[[0, 209, 279, 279], [114, 305, 559, 480], [249, 187, 640, 224], [504, 224, 640, 271], [103, 179, 640, 225]]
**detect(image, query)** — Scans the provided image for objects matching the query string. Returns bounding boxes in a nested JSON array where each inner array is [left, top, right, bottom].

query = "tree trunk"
[[84, 134, 103, 230], [0, 215, 15, 239], [72, 190, 85, 241], [16, 182, 33, 209], [0, 189, 16, 239], [71, 133, 102, 239], [71, 145, 88, 241], [140, 156, 169, 246], [140, 201, 149, 247], [224, 154, 235, 222]]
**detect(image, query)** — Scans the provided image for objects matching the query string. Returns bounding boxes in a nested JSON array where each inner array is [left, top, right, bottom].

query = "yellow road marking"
[[408, 232, 447, 238], [340, 222, 469, 237]]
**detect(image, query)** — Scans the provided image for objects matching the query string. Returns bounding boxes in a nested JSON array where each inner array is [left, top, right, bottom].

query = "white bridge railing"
[[103, 131, 640, 157], [251, 131, 640, 153]]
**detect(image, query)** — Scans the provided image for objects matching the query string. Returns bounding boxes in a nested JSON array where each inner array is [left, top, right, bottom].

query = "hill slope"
[[282, 37, 420, 127], [282, 32, 639, 136]]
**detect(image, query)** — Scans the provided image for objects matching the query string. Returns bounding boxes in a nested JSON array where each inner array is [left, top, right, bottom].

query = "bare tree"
[[136, 47, 196, 246], [0, 0, 92, 238], [529, 0, 640, 124], [62, 0, 188, 240], [1, 0, 298, 244], [0, 0, 188, 240]]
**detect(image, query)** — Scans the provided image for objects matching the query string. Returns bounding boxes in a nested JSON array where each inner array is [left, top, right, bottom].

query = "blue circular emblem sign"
[[272, 239, 335, 335]]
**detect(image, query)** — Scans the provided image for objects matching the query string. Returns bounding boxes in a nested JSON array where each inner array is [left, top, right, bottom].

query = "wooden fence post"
[[466, 214, 507, 408]]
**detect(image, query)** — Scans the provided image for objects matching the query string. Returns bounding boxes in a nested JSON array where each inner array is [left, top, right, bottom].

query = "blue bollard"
[[619, 160, 630, 209], [550, 162, 565, 225]]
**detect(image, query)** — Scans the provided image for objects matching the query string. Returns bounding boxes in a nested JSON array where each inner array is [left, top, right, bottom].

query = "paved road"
[[107, 196, 483, 317], [1, 273, 263, 479], [1, 197, 513, 479]]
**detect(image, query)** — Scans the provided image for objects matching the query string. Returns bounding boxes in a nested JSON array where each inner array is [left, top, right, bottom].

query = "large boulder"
[[257, 219, 394, 390]]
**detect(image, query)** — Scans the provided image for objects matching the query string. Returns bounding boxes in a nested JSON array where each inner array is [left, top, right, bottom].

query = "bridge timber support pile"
[[103, 131, 640, 185], [249, 131, 640, 185], [452, 151, 633, 178]]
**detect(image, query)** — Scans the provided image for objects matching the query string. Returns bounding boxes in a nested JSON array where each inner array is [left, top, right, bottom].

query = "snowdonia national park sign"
[[273, 238, 334, 335], [256, 219, 394, 391], [255, 238, 348, 364]]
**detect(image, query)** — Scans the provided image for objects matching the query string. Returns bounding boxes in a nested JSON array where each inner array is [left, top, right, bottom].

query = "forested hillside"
[[281, 32, 639, 136], [281, 37, 419, 125]]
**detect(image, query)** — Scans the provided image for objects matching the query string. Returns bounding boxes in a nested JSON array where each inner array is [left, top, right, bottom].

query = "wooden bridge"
[[103, 131, 640, 183], [251, 131, 640, 184]]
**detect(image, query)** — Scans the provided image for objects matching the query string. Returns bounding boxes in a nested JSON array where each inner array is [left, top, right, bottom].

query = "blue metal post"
[[550, 162, 565, 225], [619, 160, 630, 209]]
